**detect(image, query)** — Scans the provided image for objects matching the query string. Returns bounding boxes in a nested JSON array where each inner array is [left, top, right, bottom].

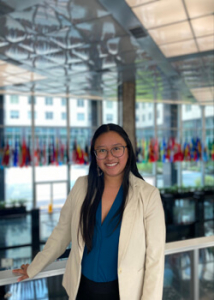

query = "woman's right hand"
[[12, 264, 29, 282]]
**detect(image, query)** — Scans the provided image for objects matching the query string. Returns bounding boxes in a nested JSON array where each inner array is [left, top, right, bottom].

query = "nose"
[[106, 149, 114, 159]]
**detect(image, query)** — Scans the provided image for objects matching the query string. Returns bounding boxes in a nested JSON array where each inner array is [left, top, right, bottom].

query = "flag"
[[0, 139, 4, 168], [13, 140, 19, 167], [26, 139, 31, 166], [76, 144, 84, 164], [2, 141, 10, 167], [20, 139, 27, 167], [65, 142, 70, 164], [202, 145, 208, 162], [148, 138, 159, 162], [173, 142, 183, 162], [142, 140, 148, 163], [84, 144, 89, 164], [55, 139, 59, 166], [183, 142, 191, 161]]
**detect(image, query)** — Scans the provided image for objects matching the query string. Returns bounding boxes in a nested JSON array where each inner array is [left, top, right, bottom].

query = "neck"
[[104, 174, 123, 188]]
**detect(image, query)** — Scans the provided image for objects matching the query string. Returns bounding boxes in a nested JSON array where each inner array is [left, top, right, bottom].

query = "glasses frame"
[[94, 145, 127, 160]]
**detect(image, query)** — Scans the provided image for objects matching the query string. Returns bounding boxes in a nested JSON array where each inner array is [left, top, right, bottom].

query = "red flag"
[[2, 142, 10, 167], [20, 139, 27, 167]]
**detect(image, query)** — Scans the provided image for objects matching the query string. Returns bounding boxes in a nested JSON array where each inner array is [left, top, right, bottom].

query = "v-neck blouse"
[[81, 186, 123, 282]]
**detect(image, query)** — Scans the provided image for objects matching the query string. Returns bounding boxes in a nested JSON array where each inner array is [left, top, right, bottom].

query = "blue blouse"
[[81, 186, 123, 282]]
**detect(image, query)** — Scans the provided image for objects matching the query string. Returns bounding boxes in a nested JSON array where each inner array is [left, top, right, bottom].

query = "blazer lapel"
[[118, 173, 139, 267]]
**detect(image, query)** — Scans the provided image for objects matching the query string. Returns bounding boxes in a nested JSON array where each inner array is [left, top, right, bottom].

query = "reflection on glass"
[[164, 251, 191, 300], [199, 247, 214, 300]]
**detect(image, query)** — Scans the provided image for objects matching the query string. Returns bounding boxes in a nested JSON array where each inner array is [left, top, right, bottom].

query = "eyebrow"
[[95, 143, 123, 148]]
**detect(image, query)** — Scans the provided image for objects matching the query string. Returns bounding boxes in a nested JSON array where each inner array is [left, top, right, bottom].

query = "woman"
[[13, 124, 166, 300]]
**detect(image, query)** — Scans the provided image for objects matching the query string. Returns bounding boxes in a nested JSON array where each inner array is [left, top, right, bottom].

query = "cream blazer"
[[27, 173, 166, 300]]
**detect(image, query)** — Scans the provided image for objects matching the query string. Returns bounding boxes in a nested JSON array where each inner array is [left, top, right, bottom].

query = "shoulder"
[[74, 175, 88, 186], [129, 173, 161, 207], [130, 173, 158, 195]]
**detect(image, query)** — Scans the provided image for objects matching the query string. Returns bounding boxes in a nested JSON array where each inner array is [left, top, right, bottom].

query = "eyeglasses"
[[94, 146, 127, 160]]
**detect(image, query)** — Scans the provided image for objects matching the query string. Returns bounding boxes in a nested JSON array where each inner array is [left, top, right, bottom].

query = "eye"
[[98, 149, 106, 153], [113, 146, 121, 151]]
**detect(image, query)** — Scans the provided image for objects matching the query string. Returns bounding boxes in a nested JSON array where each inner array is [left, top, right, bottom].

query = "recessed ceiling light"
[[185, 0, 214, 19], [160, 39, 198, 57], [149, 21, 193, 45], [132, 0, 187, 29]]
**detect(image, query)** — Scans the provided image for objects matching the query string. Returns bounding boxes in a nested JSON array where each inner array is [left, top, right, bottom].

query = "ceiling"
[[0, 0, 213, 105]]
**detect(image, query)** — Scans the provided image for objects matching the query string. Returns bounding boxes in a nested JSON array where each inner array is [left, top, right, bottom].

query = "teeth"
[[106, 163, 117, 167]]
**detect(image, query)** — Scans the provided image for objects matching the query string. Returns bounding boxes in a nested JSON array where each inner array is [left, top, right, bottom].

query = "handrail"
[[0, 236, 214, 287]]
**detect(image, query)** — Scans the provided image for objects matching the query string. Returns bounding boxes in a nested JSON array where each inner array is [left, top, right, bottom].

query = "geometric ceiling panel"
[[0, 0, 213, 106], [191, 15, 214, 38], [185, 0, 214, 19]]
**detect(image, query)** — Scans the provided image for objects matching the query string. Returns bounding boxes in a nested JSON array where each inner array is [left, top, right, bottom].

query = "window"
[[106, 114, 113, 122], [45, 97, 53, 105], [77, 113, 84, 121], [106, 102, 113, 108], [28, 111, 37, 119], [10, 95, 19, 104], [10, 110, 19, 119], [61, 112, 66, 120], [28, 97, 36, 104], [45, 112, 53, 119], [142, 103, 145, 108], [157, 110, 160, 118], [135, 103, 139, 109], [185, 105, 191, 112], [142, 115, 145, 122], [149, 103, 152, 107], [136, 115, 139, 122], [77, 99, 84, 107], [61, 98, 66, 106], [148, 112, 152, 120]]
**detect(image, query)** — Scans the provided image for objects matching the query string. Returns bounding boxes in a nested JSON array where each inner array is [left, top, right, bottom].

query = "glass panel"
[[40, 211, 60, 242], [3, 95, 33, 210], [164, 251, 192, 300], [34, 97, 68, 211], [3, 275, 68, 300], [0, 246, 31, 271], [0, 214, 31, 248], [102, 100, 118, 124], [199, 247, 214, 300], [181, 104, 202, 187]]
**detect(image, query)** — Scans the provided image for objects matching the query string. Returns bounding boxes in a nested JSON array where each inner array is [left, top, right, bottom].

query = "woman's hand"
[[12, 264, 29, 282]]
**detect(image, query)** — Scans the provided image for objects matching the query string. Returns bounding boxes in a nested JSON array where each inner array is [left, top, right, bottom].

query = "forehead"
[[95, 131, 125, 147]]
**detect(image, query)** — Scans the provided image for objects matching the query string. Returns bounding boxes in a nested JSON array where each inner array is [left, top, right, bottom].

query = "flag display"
[[0, 137, 91, 168], [0, 136, 213, 168]]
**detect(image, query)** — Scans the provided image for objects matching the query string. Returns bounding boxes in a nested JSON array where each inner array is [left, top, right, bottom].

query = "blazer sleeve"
[[27, 177, 82, 279], [141, 188, 166, 300]]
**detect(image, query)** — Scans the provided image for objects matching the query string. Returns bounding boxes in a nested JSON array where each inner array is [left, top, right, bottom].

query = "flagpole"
[[66, 90, 71, 194], [31, 92, 36, 209], [201, 106, 205, 186], [177, 104, 182, 187]]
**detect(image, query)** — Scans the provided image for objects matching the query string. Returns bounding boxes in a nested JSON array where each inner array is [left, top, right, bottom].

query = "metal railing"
[[0, 236, 214, 300]]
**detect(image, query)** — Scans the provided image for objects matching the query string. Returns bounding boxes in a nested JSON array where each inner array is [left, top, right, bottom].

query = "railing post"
[[31, 209, 40, 259], [190, 249, 199, 300]]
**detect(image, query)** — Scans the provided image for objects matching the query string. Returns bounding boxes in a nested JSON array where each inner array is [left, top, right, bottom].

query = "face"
[[94, 131, 128, 180]]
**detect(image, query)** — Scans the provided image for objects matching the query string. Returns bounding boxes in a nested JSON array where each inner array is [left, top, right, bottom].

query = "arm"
[[141, 188, 166, 300], [13, 177, 82, 281]]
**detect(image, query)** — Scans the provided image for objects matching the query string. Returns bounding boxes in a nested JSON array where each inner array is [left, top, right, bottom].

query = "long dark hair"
[[79, 123, 144, 251]]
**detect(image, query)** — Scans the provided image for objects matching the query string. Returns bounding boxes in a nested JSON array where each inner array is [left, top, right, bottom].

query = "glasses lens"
[[96, 149, 107, 159], [111, 146, 124, 157]]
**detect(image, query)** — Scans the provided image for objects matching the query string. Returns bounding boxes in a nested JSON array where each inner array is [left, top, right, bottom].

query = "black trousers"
[[76, 274, 120, 300]]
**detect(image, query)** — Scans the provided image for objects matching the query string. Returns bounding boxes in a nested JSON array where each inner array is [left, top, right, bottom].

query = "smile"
[[105, 163, 118, 167]]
